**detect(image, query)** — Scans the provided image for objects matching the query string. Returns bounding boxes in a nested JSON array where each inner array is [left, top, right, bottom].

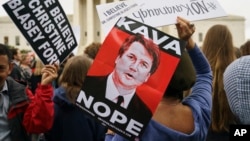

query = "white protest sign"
[[72, 25, 80, 55], [97, 0, 227, 36], [129, 0, 227, 27], [96, 0, 144, 36]]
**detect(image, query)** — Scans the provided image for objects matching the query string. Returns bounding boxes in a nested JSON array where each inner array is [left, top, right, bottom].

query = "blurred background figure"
[[19, 53, 32, 85], [9, 47, 22, 82], [234, 47, 242, 58], [29, 58, 44, 94], [83, 42, 102, 60], [240, 40, 250, 56], [202, 24, 238, 141], [28, 51, 36, 72]]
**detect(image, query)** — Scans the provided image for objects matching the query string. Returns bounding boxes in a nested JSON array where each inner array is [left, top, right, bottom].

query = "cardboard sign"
[[2, 0, 77, 64], [97, 0, 227, 37], [75, 16, 186, 140]]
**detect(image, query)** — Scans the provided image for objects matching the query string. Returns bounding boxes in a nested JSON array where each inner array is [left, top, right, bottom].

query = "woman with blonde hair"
[[44, 55, 107, 141], [29, 58, 44, 93], [19, 53, 32, 85], [202, 24, 238, 141]]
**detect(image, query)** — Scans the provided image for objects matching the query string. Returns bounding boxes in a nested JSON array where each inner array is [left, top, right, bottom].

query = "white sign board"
[[97, 0, 227, 36], [72, 25, 80, 55], [96, 0, 144, 36]]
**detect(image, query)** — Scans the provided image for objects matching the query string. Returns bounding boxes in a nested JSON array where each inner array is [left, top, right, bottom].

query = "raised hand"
[[175, 16, 196, 50], [41, 64, 59, 85]]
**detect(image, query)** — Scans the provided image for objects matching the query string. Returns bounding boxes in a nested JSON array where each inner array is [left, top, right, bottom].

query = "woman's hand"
[[175, 16, 196, 50], [41, 64, 59, 85]]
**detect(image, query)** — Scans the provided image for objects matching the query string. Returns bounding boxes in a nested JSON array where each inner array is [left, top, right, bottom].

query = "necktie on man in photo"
[[116, 95, 124, 106]]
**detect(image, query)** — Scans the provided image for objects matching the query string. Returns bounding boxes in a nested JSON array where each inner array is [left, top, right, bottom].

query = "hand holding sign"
[[76, 16, 186, 140]]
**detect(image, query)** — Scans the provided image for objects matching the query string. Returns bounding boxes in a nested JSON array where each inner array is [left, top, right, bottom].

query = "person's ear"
[[115, 56, 120, 64]]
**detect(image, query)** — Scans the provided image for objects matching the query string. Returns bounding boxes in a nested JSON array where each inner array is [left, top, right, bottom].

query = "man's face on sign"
[[113, 41, 153, 90]]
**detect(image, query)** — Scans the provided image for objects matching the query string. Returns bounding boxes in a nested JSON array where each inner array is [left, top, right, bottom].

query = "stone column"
[[86, 0, 94, 43]]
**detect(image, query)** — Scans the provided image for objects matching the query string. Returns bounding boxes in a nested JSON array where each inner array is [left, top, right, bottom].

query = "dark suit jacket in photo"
[[82, 75, 152, 135]]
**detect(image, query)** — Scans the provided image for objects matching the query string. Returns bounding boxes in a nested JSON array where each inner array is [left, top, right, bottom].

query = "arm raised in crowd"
[[23, 64, 58, 133]]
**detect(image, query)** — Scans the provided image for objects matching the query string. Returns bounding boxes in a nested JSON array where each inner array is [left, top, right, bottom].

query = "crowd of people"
[[0, 43, 58, 141], [1, 15, 250, 141]]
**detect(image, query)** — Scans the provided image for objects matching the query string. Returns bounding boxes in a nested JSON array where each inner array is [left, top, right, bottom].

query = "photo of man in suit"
[[105, 33, 160, 109], [82, 33, 160, 122]]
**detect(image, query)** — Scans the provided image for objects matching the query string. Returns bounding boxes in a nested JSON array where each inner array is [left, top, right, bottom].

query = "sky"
[[0, 0, 250, 39]]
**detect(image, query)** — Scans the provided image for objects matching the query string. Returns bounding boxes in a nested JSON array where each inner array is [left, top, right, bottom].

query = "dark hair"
[[163, 50, 196, 100], [84, 42, 102, 59], [118, 34, 160, 74], [10, 47, 19, 60], [234, 47, 242, 58], [0, 43, 12, 63], [240, 40, 250, 56]]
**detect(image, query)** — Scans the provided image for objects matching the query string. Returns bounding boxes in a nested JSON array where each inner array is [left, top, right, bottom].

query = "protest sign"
[[97, 0, 227, 37], [96, 0, 143, 36], [76, 16, 186, 140], [72, 25, 81, 55], [2, 0, 77, 64]]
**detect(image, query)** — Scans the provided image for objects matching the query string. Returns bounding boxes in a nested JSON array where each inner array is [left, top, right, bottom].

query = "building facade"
[[0, 0, 246, 54]]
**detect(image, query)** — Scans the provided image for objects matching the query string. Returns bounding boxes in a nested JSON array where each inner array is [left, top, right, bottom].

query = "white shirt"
[[13, 59, 20, 66], [105, 73, 135, 109]]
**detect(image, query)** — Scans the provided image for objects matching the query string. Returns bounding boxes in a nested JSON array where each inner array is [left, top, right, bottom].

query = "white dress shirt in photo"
[[105, 73, 135, 109]]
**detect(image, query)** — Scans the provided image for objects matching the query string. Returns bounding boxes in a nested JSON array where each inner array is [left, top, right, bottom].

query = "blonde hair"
[[202, 24, 237, 132], [20, 53, 29, 65], [33, 58, 44, 76], [58, 55, 92, 103]]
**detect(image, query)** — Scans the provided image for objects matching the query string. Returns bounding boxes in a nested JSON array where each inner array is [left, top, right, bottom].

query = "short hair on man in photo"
[[118, 34, 160, 74]]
